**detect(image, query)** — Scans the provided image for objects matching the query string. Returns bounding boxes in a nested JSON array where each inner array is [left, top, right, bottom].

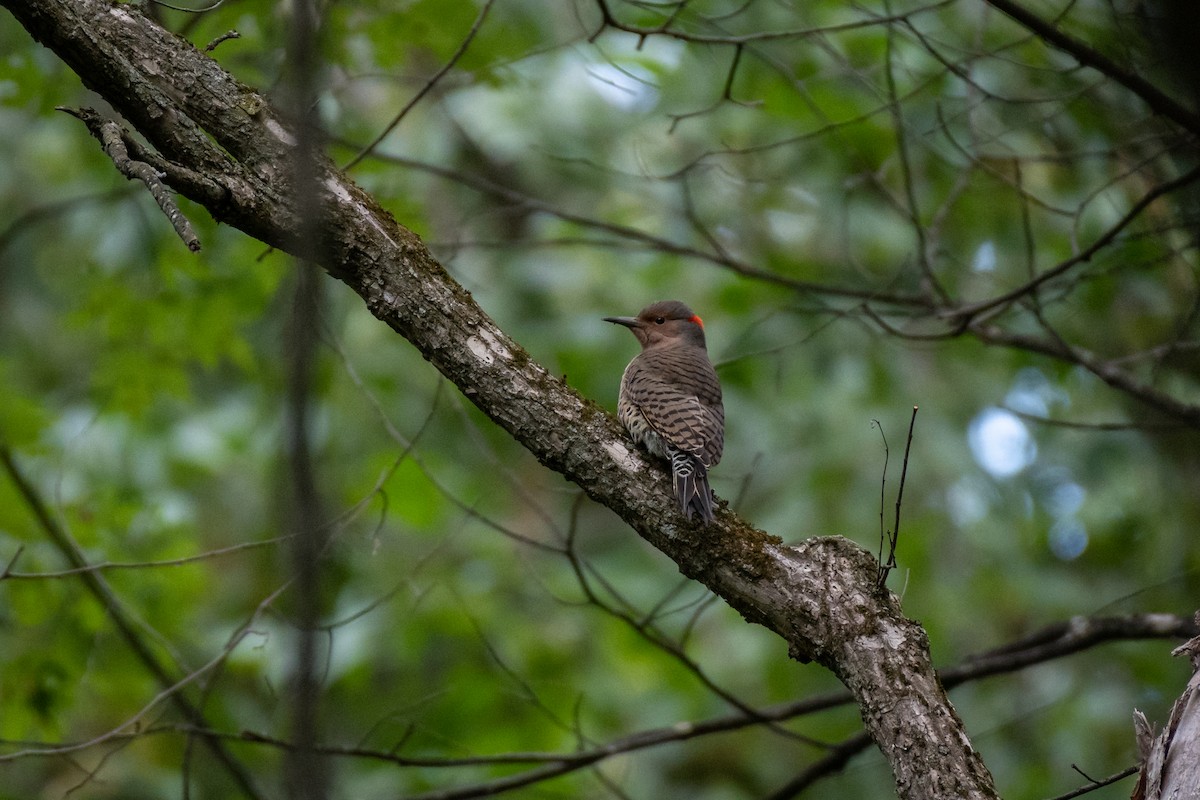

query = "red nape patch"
[[690, 314, 705, 328]]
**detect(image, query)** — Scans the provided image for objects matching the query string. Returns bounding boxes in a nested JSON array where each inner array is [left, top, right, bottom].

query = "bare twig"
[[366, 151, 930, 308], [56, 107, 201, 252], [591, 0, 956, 45], [1048, 765, 1138, 799], [882, 0, 947, 304], [970, 324, 1200, 427], [667, 43, 761, 130], [150, 0, 224, 11], [342, 0, 496, 171], [875, 406, 917, 591], [203, 30, 240, 52], [1006, 407, 1183, 432], [873, 418, 891, 583], [940, 614, 1196, 685], [0, 537, 292, 579], [563, 517, 824, 746], [74, 612, 1192, 798], [766, 731, 874, 800], [947, 161, 1200, 327], [0, 545, 24, 578], [981, 0, 1200, 135], [891, 407, 917, 564], [0, 447, 264, 799]]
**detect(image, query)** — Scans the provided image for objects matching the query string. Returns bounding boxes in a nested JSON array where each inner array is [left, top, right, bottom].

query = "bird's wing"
[[629, 377, 724, 468]]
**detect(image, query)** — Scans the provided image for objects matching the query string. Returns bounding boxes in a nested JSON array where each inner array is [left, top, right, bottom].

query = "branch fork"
[[59, 106, 201, 252]]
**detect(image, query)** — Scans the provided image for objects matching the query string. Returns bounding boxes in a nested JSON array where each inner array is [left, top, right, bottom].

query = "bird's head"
[[604, 300, 707, 350]]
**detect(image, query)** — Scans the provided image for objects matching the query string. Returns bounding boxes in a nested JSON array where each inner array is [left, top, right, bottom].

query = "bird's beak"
[[603, 315, 641, 328]]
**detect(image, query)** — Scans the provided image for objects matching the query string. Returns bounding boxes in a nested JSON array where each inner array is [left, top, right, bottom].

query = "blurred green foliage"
[[1, 1, 1198, 798]]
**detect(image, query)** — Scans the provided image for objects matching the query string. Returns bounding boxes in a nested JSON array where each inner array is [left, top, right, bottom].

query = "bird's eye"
[[654, 317, 666, 324]]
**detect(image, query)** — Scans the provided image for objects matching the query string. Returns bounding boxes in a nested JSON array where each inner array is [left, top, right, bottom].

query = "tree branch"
[[980, 0, 1200, 135], [57, 107, 202, 251], [23, 611, 1185, 798]]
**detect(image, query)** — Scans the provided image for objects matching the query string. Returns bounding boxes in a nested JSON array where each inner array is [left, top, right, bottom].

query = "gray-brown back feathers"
[[604, 301, 725, 522]]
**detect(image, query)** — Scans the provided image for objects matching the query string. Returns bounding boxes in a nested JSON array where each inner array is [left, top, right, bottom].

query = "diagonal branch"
[[981, 0, 1200, 135], [969, 323, 1200, 427], [947, 161, 1200, 326]]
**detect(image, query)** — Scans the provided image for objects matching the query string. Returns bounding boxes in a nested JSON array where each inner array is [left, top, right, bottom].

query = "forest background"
[[1, 0, 1199, 798]]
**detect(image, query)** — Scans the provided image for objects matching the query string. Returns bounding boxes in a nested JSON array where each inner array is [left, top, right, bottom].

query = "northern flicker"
[[604, 300, 724, 523]]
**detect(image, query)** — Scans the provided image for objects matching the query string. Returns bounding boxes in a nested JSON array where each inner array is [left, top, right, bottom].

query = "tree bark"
[[1133, 623, 1200, 800], [1, 1, 998, 797]]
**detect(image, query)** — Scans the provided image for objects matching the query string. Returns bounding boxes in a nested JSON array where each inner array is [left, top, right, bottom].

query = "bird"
[[603, 300, 724, 523]]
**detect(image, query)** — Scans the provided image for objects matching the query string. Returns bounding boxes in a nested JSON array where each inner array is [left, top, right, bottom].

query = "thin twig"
[[203, 30, 240, 52], [946, 150, 1200, 327], [362, 150, 930, 308], [112, 613, 1194, 799], [149, 0, 224, 11], [590, 0, 956, 46], [1, 537, 293, 579], [873, 418, 890, 583], [981, 0, 1200, 134], [1047, 765, 1138, 799], [56, 108, 201, 252], [890, 406, 918, 568], [765, 731, 874, 800], [0, 447, 264, 799], [0, 545, 24, 577], [876, 406, 917, 591], [563, 519, 824, 746], [342, 0, 496, 171], [5, 612, 1188, 797], [882, 0, 948, 304]]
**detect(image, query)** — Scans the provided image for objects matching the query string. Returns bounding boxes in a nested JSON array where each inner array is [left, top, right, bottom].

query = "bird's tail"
[[670, 449, 715, 524]]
